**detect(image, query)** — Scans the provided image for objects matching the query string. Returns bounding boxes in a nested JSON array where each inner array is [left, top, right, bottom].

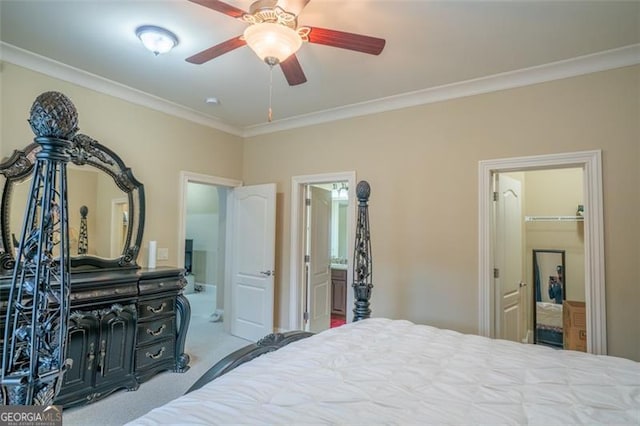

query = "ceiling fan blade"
[[280, 54, 307, 86], [186, 36, 247, 64], [188, 0, 247, 18], [277, 0, 311, 16], [307, 27, 385, 55]]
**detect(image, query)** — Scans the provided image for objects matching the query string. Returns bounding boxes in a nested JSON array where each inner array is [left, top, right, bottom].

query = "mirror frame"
[[0, 134, 145, 272], [532, 249, 566, 347]]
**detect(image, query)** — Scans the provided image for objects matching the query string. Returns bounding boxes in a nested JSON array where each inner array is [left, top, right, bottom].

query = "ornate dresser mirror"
[[0, 134, 145, 273], [0, 92, 189, 408]]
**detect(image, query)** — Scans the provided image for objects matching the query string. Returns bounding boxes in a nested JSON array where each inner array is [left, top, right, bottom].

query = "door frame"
[[177, 171, 243, 331], [478, 150, 606, 354], [110, 197, 128, 258], [290, 171, 356, 331]]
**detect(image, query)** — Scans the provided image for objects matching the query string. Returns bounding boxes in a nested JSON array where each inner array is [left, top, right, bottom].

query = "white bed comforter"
[[536, 302, 563, 329], [129, 318, 640, 425]]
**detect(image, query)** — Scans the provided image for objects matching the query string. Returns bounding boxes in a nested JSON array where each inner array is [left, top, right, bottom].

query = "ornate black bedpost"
[[1, 91, 78, 405], [352, 180, 372, 321], [78, 205, 88, 255]]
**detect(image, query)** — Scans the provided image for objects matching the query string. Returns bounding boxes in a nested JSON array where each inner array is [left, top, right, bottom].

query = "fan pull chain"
[[268, 64, 274, 122]]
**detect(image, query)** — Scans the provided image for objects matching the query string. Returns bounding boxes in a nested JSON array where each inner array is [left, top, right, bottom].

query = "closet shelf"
[[525, 215, 584, 222]]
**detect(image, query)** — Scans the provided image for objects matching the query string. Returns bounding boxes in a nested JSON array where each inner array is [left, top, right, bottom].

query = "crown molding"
[[244, 43, 640, 137], [0, 42, 243, 137], [2, 42, 638, 139]]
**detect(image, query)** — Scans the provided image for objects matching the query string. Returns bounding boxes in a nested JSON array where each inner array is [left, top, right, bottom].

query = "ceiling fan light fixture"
[[243, 22, 302, 64], [136, 25, 179, 55]]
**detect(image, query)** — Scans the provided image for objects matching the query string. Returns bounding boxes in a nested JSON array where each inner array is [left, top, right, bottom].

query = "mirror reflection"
[[0, 135, 144, 272], [533, 249, 565, 348], [8, 167, 130, 258]]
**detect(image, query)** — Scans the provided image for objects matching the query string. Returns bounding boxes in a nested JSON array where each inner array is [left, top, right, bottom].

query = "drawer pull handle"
[[146, 347, 165, 360], [147, 302, 166, 314], [98, 340, 107, 376], [146, 324, 166, 337], [87, 342, 95, 371]]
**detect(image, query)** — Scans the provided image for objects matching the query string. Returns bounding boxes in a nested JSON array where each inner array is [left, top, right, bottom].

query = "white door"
[[305, 186, 332, 332], [494, 174, 525, 342], [229, 184, 276, 341]]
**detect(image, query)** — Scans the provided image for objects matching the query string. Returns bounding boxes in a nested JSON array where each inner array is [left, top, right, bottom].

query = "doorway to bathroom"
[[290, 172, 356, 333], [305, 182, 350, 331]]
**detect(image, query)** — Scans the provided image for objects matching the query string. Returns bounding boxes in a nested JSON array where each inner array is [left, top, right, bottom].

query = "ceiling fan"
[[186, 0, 386, 86]]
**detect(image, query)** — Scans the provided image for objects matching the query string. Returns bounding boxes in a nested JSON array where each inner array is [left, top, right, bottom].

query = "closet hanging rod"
[[524, 215, 584, 222]]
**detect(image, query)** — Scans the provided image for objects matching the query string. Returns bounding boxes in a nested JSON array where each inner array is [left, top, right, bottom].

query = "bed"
[[535, 301, 564, 348], [127, 318, 640, 425], [129, 182, 639, 425]]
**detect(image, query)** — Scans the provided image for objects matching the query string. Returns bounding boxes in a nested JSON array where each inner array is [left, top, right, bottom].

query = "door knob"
[[259, 270, 274, 277]]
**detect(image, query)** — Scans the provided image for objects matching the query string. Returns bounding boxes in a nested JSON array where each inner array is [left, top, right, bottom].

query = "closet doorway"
[[495, 168, 585, 349], [290, 172, 356, 332], [478, 150, 606, 355]]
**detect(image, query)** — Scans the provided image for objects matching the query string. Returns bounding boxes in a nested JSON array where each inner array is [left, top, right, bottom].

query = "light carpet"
[[61, 290, 250, 426]]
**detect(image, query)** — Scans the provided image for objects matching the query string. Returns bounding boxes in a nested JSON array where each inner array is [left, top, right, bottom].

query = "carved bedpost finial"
[[356, 180, 370, 201], [1, 91, 77, 405], [352, 180, 373, 322], [28, 91, 79, 139], [78, 205, 89, 255]]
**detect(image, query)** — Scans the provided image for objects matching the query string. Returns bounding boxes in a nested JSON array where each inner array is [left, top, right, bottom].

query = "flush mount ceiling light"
[[136, 25, 179, 55]]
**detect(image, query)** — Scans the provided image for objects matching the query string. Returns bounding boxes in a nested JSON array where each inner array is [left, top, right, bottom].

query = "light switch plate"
[[157, 247, 169, 260]]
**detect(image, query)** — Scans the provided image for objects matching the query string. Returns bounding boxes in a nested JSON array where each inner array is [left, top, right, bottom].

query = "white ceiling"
[[1, 1, 639, 137]]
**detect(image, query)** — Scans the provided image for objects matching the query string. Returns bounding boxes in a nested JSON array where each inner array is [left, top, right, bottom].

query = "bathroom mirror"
[[0, 134, 145, 273], [532, 249, 565, 348]]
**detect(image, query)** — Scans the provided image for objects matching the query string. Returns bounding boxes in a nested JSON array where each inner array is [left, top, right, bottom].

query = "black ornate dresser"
[[0, 267, 190, 407], [0, 130, 190, 407]]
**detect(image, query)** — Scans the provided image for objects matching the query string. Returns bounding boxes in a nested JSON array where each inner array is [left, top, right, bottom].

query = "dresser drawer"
[[70, 283, 138, 305], [138, 297, 175, 320], [139, 277, 184, 295], [137, 316, 176, 345], [136, 340, 176, 370]]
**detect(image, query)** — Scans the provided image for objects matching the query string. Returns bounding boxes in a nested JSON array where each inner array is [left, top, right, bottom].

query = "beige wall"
[[243, 65, 640, 361], [0, 63, 244, 269], [1, 62, 638, 361]]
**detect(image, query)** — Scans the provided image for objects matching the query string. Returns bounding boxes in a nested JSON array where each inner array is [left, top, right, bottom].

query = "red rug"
[[331, 315, 346, 328]]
